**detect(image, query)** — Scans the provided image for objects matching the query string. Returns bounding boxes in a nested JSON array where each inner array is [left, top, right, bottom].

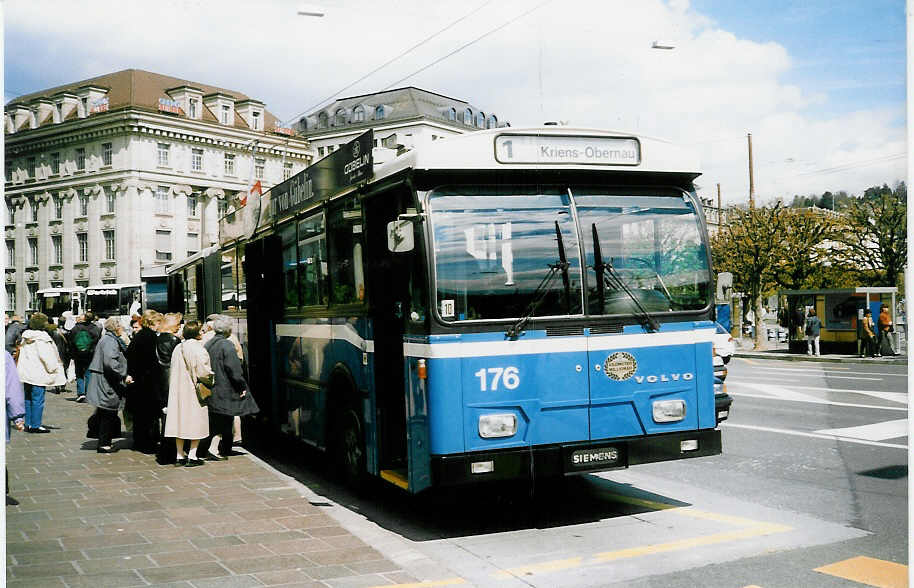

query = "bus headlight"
[[652, 399, 686, 423], [478, 413, 517, 438]]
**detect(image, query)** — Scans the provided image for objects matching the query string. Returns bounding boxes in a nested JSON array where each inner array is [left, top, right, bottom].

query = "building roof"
[[6, 69, 282, 132], [298, 86, 503, 134]]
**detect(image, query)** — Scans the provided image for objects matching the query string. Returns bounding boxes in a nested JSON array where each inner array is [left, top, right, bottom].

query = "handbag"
[[181, 344, 212, 407]]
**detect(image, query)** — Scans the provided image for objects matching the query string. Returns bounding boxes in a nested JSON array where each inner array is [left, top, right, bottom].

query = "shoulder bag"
[[181, 344, 212, 406]]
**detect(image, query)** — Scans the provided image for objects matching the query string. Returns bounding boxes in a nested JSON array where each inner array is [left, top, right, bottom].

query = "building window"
[[255, 158, 265, 180], [157, 142, 170, 167], [52, 235, 62, 265], [187, 194, 198, 217], [80, 97, 88, 115], [27, 157, 35, 179], [75, 280, 88, 288], [78, 193, 88, 216], [6, 201, 13, 225], [334, 109, 346, 126], [28, 284, 38, 310], [7, 240, 15, 266], [102, 142, 112, 166], [106, 191, 115, 214], [221, 104, 230, 124], [76, 147, 86, 170], [77, 233, 88, 262], [217, 199, 227, 218], [463, 108, 472, 125], [5, 161, 11, 183], [30, 200, 38, 223], [103, 230, 115, 260], [191, 148, 203, 171], [156, 230, 172, 261], [448, 107, 456, 121], [187, 232, 198, 256], [487, 114, 497, 129], [28, 238, 38, 266], [353, 105, 365, 122], [155, 185, 170, 214], [6, 286, 15, 314], [51, 152, 60, 175], [224, 153, 235, 175], [318, 112, 328, 129], [54, 195, 63, 219], [318, 147, 325, 157], [283, 162, 293, 180], [375, 105, 385, 120], [189, 99, 198, 118], [252, 111, 261, 130]]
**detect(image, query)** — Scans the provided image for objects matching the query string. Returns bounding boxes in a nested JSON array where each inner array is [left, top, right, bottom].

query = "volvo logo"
[[603, 352, 637, 381], [635, 373, 694, 384]]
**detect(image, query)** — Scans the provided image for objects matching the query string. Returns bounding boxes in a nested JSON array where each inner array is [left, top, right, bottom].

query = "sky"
[[3, 0, 906, 206]]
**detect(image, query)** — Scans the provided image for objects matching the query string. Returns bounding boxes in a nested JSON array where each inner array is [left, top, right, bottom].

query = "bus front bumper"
[[432, 429, 722, 487]]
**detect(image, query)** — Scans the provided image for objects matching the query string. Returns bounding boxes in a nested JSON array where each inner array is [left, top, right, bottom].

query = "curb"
[[733, 351, 907, 365]]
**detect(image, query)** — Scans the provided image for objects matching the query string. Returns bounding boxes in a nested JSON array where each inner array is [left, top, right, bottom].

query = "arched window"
[[318, 111, 328, 129], [475, 111, 485, 128], [486, 114, 497, 129], [298, 117, 307, 131], [447, 107, 456, 121], [463, 108, 472, 125], [375, 105, 386, 120], [334, 108, 347, 126], [353, 105, 365, 122]]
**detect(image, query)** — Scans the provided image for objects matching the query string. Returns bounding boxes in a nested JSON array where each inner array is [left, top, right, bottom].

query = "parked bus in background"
[[36, 287, 85, 324], [85, 283, 144, 326], [167, 127, 731, 493]]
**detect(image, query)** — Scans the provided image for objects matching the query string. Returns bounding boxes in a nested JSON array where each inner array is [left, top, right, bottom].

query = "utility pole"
[[747, 133, 755, 209], [717, 183, 722, 225]]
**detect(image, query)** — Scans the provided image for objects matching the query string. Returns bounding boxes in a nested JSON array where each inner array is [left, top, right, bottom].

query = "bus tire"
[[334, 406, 366, 487]]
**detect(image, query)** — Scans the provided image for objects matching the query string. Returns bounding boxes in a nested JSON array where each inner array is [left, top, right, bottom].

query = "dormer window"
[[318, 112, 328, 129], [463, 108, 472, 125], [252, 111, 261, 130], [475, 111, 485, 128], [221, 105, 231, 124], [375, 105, 386, 120], [487, 114, 497, 129], [334, 109, 347, 126], [447, 107, 457, 121], [353, 105, 365, 122], [189, 99, 198, 118]]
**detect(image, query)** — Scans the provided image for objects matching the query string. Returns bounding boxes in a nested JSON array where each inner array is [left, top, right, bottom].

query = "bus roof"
[[167, 245, 220, 274], [37, 287, 85, 295], [372, 126, 701, 182], [86, 283, 141, 292]]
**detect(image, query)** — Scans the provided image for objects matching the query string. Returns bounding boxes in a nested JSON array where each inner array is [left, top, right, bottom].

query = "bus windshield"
[[429, 186, 583, 322], [40, 293, 72, 318], [428, 186, 710, 322]]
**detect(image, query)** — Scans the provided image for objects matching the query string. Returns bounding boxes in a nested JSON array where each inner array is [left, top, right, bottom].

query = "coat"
[[164, 339, 214, 440], [49, 328, 71, 372], [805, 316, 822, 337], [5, 321, 26, 355], [6, 351, 25, 442], [16, 329, 64, 387], [86, 331, 128, 411], [125, 327, 160, 412], [68, 321, 102, 375], [156, 332, 181, 407], [205, 335, 258, 417]]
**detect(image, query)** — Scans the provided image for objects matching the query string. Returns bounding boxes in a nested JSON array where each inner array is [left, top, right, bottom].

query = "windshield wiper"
[[591, 223, 660, 333], [506, 221, 570, 339]]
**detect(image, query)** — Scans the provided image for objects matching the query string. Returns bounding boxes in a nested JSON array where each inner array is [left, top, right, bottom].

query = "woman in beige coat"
[[163, 321, 214, 467]]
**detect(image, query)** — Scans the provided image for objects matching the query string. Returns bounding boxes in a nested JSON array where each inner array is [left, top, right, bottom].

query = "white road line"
[[726, 392, 908, 412], [726, 380, 908, 405], [815, 419, 909, 441], [722, 423, 908, 450], [729, 382, 820, 403], [734, 371, 882, 381], [747, 366, 903, 377]]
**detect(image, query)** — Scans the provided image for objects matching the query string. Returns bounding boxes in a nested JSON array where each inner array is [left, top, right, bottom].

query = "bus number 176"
[[475, 366, 520, 391]]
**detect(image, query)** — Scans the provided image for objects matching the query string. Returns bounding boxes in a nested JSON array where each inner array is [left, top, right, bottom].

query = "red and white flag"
[[241, 180, 262, 207]]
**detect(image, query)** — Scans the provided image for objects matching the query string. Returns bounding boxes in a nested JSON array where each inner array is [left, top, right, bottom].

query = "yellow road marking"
[[815, 555, 908, 588], [494, 556, 585, 578], [370, 579, 467, 587]]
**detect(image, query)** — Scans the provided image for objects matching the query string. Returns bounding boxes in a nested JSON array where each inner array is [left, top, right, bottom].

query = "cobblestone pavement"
[[5, 387, 418, 588]]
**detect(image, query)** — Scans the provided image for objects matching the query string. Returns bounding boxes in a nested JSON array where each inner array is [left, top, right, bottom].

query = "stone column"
[[203, 187, 224, 248]]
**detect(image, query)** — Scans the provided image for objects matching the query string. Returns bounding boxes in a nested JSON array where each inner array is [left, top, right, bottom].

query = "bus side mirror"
[[387, 219, 414, 253]]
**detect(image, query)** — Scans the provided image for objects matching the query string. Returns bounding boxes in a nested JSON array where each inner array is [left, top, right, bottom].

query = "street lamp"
[[297, 4, 325, 17]]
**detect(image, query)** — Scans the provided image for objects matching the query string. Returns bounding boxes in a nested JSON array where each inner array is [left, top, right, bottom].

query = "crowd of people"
[[4, 309, 258, 466]]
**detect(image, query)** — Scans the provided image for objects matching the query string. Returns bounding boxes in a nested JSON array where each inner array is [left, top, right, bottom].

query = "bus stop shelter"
[[779, 287, 899, 355]]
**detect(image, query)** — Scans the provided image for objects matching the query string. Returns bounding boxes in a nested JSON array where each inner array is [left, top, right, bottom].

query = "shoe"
[[185, 458, 205, 467], [97, 446, 117, 454], [6, 495, 19, 506], [28, 427, 50, 434], [175, 458, 188, 467], [75, 396, 86, 403], [204, 453, 227, 462]]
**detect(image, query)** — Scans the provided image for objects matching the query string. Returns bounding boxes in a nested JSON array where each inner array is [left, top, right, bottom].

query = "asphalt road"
[[253, 357, 909, 587]]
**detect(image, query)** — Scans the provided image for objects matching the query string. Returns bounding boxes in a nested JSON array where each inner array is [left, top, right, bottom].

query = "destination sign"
[[494, 134, 640, 166]]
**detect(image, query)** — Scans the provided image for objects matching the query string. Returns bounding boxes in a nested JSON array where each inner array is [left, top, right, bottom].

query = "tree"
[[831, 182, 906, 286], [711, 205, 785, 349], [770, 208, 842, 291]]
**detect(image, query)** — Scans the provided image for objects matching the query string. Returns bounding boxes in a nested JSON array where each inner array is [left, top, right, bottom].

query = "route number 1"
[[475, 366, 520, 391], [501, 139, 513, 159]]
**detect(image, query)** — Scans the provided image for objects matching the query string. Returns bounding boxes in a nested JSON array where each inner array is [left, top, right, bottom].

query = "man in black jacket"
[[125, 310, 162, 454], [68, 312, 101, 403], [5, 315, 26, 355]]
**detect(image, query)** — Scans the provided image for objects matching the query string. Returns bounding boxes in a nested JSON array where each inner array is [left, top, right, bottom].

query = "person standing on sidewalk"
[[45, 320, 70, 395], [805, 309, 822, 356], [87, 317, 133, 453], [17, 313, 65, 433], [5, 315, 26, 356], [155, 313, 183, 465], [5, 350, 25, 505], [69, 312, 101, 403], [125, 310, 162, 454], [861, 309, 877, 358], [878, 304, 897, 356], [164, 321, 213, 467]]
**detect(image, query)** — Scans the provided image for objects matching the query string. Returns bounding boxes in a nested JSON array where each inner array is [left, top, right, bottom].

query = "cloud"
[[4, 0, 904, 203]]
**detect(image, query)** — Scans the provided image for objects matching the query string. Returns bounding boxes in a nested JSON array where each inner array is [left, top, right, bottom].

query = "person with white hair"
[[86, 317, 133, 452], [164, 321, 214, 467], [199, 315, 258, 460]]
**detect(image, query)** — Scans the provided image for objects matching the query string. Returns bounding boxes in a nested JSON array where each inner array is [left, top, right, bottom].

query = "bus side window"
[[298, 213, 328, 306], [281, 222, 300, 308], [328, 199, 364, 305]]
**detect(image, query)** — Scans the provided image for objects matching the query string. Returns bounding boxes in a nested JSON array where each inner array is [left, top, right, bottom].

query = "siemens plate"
[[570, 446, 621, 469], [495, 134, 641, 165]]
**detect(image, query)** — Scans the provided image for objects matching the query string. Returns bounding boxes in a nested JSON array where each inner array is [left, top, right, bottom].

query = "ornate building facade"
[[4, 69, 312, 315]]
